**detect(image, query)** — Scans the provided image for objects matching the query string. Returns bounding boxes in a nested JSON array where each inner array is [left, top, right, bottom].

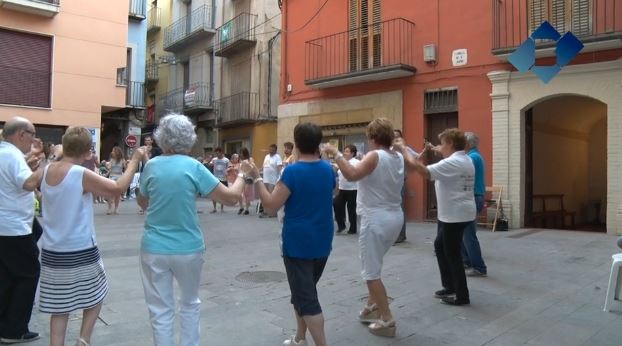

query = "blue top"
[[280, 160, 335, 259], [468, 148, 486, 196], [139, 155, 220, 255]]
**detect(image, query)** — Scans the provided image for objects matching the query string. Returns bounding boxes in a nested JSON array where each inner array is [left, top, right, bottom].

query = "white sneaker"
[[283, 335, 307, 346]]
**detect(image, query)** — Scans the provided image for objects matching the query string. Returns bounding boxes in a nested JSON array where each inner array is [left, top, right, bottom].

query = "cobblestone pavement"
[[26, 199, 622, 345]]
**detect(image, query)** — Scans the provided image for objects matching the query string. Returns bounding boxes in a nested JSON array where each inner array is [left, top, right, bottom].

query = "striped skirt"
[[39, 246, 109, 314]]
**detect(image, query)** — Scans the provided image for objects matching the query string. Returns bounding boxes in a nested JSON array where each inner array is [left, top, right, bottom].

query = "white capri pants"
[[140, 251, 205, 346], [359, 209, 403, 280]]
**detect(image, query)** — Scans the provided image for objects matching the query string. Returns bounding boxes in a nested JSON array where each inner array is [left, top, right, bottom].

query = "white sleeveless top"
[[356, 149, 404, 215], [41, 164, 96, 252]]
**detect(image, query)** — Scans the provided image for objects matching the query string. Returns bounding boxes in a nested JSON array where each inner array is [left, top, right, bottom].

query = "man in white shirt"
[[0, 117, 45, 343], [259, 144, 282, 217]]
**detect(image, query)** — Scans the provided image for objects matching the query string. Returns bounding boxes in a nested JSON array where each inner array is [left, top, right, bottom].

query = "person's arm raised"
[[246, 162, 290, 214], [83, 148, 145, 197], [323, 144, 378, 182], [208, 161, 248, 206], [394, 138, 431, 180]]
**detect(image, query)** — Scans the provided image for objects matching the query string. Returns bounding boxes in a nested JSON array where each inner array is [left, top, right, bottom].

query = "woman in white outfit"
[[39, 127, 144, 346], [323, 118, 404, 337]]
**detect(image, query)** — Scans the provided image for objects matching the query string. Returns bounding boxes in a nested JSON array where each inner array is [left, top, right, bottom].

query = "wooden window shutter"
[[349, 0, 358, 72], [0, 28, 52, 108], [529, 0, 548, 33], [348, 0, 381, 72], [571, 0, 592, 35]]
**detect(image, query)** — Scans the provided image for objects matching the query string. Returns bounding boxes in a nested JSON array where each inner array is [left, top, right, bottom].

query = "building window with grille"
[[0, 29, 52, 108], [529, 0, 592, 36], [349, 0, 381, 72]]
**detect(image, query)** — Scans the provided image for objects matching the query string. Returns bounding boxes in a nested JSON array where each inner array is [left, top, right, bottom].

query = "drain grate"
[[235, 271, 287, 284], [507, 229, 544, 239]]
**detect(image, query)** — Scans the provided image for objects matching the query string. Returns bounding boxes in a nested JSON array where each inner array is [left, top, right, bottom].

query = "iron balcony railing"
[[213, 12, 257, 55], [147, 6, 161, 33], [146, 63, 158, 82], [492, 0, 622, 53], [305, 18, 416, 83], [126, 81, 145, 108], [216, 92, 260, 125], [129, 0, 146, 19], [158, 82, 212, 116], [164, 5, 214, 50]]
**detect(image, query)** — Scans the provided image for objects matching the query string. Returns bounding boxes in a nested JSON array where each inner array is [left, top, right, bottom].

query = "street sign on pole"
[[125, 134, 138, 147]]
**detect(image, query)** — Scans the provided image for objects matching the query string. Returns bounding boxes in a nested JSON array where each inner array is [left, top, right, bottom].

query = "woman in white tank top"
[[323, 118, 404, 338], [40, 127, 145, 346]]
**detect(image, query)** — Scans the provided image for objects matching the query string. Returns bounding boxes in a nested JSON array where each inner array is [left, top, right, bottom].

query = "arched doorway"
[[524, 95, 607, 231]]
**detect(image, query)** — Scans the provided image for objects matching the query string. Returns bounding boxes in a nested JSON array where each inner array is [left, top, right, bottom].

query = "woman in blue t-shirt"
[[137, 114, 249, 346], [247, 123, 334, 346]]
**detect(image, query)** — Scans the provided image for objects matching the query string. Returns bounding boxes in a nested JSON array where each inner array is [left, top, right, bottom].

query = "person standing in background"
[[392, 129, 419, 244], [209, 148, 230, 213], [259, 144, 282, 218], [333, 144, 360, 234], [462, 132, 488, 277], [283, 141, 295, 168]]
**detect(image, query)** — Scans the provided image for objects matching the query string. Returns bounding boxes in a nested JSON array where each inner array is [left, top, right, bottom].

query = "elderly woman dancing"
[[137, 114, 248, 345], [323, 118, 404, 337], [39, 127, 144, 346], [395, 128, 475, 306]]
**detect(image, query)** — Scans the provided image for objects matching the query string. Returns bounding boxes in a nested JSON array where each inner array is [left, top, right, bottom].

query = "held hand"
[[132, 147, 146, 162], [26, 155, 41, 171], [31, 138, 44, 155], [321, 143, 338, 156], [392, 138, 405, 151], [238, 160, 253, 176]]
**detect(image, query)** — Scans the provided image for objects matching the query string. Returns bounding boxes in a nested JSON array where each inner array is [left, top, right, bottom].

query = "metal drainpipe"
[[267, 31, 281, 118]]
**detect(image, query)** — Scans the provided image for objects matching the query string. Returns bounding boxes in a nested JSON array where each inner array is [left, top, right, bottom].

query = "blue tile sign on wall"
[[507, 21, 584, 84]]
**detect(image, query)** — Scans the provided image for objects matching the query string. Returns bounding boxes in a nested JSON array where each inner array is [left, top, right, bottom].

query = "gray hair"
[[464, 132, 479, 148], [2, 117, 30, 137], [154, 114, 197, 154]]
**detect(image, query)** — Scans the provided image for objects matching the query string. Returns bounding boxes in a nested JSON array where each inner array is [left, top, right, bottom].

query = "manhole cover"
[[235, 271, 287, 283]]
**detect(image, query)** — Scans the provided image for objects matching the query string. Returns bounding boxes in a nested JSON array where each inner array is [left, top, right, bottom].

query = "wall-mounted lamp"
[[423, 44, 437, 64]]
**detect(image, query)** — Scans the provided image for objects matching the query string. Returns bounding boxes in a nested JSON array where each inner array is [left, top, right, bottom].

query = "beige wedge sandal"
[[358, 303, 380, 323], [368, 319, 396, 337]]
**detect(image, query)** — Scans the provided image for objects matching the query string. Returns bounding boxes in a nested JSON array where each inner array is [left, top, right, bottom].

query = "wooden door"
[[425, 112, 458, 220]]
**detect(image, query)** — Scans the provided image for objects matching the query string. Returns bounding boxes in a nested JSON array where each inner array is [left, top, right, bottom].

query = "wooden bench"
[[531, 194, 576, 229]]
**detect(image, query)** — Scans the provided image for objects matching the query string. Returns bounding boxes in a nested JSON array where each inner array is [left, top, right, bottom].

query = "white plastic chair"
[[603, 253, 622, 312]]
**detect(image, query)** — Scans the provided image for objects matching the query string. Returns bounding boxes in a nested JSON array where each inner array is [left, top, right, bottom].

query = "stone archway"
[[488, 59, 622, 235], [524, 95, 607, 231]]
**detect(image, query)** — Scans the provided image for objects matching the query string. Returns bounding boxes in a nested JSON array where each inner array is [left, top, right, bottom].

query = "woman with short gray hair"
[[137, 114, 250, 345]]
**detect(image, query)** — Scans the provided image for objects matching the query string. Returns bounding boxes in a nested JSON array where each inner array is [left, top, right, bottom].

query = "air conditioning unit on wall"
[[423, 44, 437, 63]]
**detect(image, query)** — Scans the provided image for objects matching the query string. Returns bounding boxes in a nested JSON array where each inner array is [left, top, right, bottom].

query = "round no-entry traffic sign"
[[125, 135, 137, 147]]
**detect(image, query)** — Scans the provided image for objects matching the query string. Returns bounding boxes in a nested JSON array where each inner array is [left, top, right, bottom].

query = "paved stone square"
[[27, 200, 622, 345]]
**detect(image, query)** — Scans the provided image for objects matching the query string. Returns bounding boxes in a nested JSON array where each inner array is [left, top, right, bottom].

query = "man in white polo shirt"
[[0, 117, 45, 343], [258, 144, 282, 217]]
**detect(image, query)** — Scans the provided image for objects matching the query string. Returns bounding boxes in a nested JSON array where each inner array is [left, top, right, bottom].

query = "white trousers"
[[140, 252, 205, 346]]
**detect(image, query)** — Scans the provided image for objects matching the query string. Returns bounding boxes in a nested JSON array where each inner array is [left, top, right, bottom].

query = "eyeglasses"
[[23, 129, 36, 136]]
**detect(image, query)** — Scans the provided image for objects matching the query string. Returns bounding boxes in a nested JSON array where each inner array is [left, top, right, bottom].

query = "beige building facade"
[[488, 59, 622, 235], [0, 0, 130, 149]]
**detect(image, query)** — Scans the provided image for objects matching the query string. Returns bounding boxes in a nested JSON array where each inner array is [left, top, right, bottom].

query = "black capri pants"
[[283, 256, 328, 316]]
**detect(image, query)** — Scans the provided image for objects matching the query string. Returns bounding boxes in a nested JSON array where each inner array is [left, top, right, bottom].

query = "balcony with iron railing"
[[147, 6, 161, 34], [146, 63, 158, 85], [305, 18, 416, 89], [158, 82, 213, 117], [215, 92, 267, 128], [492, 0, 622, 56], [126, 81, 145, 108], [129, 0, 146, 20], [0, 0, 59, 17], [212, 12, 258, 57], [164, 5, 215, 52]]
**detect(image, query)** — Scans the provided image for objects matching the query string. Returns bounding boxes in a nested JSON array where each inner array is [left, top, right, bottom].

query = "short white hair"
[[464, 132, 479, 148], [154, 114, 197, 154]]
